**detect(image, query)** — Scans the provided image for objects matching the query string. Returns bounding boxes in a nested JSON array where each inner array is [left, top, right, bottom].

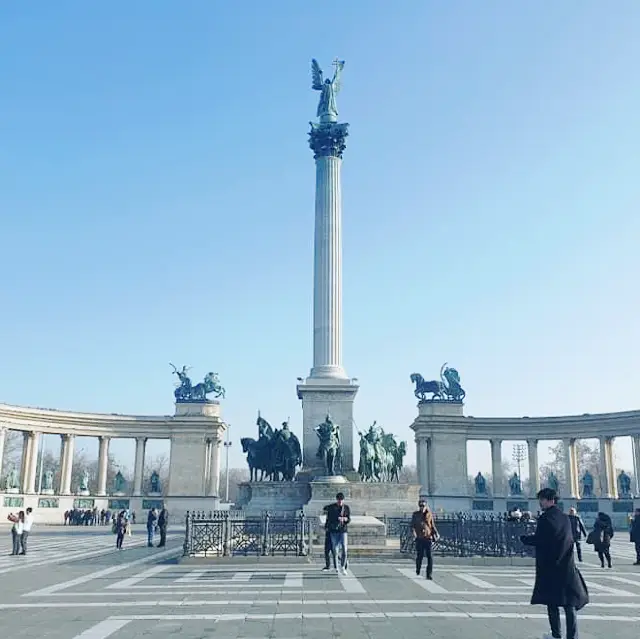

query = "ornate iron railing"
[[393, 513, 536, 557], [183, 511, 311, 558]]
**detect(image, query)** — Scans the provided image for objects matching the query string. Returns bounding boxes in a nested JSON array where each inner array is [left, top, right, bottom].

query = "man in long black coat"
[[521, 488, 589, 639]]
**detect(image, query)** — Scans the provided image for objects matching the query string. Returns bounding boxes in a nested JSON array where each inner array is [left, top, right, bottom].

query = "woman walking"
[[591, 512, 614, 568], [7, 510, 25, 556], [115, 511, 127, 550]]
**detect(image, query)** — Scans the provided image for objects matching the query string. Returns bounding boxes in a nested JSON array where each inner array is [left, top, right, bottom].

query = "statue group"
[[357, 421, 406, 482], [315, 414, 342, 476], [171, 364, 225, 403], [410, 363, 466, 402], [241, 415, 302, 481]]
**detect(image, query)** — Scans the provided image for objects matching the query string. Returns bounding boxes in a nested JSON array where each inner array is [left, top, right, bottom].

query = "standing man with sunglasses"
[[411, 499, 439, 580]]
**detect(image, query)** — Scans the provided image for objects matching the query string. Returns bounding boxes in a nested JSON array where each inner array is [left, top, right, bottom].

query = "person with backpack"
[[588, 511, 614, 568]]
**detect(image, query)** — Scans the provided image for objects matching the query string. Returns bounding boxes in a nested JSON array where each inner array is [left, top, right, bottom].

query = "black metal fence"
[[183, 510, 311, 558], [389, 513, 537, 558]]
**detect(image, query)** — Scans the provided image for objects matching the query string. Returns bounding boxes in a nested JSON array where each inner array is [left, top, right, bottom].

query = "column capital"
[[308, 122, 349, 159], [490, 438, 502, 445], [526, 438, 538, 445], [61, 433, 75, 442]]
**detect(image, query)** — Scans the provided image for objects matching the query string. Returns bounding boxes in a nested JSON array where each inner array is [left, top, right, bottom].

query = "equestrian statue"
[[357, 422, 407, 483], [410, 363, 466, 402]]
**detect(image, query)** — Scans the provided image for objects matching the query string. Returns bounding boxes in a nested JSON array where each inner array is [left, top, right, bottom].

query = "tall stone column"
[[208, 436, 222, 497], [59, 434, 75, 494], [416, 435, 430, 496], [527, 439, 539, 497], [490, 439, 503, 495], [97, 436, 110, 496], [598, 435, 613, 498], [133, 437, 146, 496], [632, 435, 640, 497], [296, 73, 358, 475], [605, 437, 617, 499], [0, 427, 6, 481], [21, 432, 40, 494], [563, 438, 579, 498]]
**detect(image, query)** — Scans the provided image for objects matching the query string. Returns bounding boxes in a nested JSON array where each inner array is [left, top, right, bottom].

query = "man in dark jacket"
[[522, 488, 589, 639], [631, 508, 640, 565], [157, 508, 168, 548], [321, 504, 333, 571], [567, 507, 587, 562], [324, 492, 351, 574]]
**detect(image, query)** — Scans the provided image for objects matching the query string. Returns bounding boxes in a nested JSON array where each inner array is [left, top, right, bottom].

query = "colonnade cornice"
[[411, 408, 640, 441], [0, 403, 225, 439]]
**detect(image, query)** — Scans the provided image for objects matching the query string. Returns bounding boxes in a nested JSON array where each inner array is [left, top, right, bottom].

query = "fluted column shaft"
[[416, 436, 430, 496], [311, 154, 346, 379], [97, 436, 110, 496], [21, 432, 40, 494], [633, 435, 640, 497], [59, 434, 75, 494], [527, 439, 539, 497], [490, 439, 503, 495], [606, 437, 617, 498], [133, 437, 146, 496], [563, 438, 579, 498], [208, 437, 222, 497], [599, 436, 613, 498], [0, 427, 6, 481]]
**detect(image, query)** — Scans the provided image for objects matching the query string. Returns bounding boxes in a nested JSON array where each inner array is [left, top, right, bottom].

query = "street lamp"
[[512, 443, 527, 478], [224, 424, 232, 503]]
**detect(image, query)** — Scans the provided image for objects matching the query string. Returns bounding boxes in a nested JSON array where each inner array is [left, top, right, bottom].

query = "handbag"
[[585, 531, 595, 545]]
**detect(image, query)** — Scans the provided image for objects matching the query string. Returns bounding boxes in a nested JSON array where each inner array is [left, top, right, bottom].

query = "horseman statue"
[[240, 414, 302, 482], [410, 362, 466, 403], [315, 414, 342, 476], [171, 364, 226, 402], [358, 422, 407, 482]]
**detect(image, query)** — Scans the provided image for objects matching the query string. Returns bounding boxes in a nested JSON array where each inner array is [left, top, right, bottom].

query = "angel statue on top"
[[311, 58, 345, 123]]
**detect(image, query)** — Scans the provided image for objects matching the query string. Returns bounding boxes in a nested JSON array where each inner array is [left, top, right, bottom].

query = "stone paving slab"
[[3, 527, 640, 638]]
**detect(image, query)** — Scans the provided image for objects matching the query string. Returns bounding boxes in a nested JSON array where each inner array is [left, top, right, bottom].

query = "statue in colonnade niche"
[[5, 465, 19, 490], [79, 470, 90, 492], [42, 469, 54, 491], [508, 472, 522, 495], [113, 471, 126, 494], [547, 472, 559, 492], [474, 472, 487, 495], [617, 470, 632, 498], [149, 471, 161, 494], [581, 471, 594, 498]]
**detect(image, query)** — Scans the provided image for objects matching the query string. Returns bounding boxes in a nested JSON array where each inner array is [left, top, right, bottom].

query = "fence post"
[[223, 511, 230, 557], [262, 512, 270, 556], [183, 511, 190, 557]]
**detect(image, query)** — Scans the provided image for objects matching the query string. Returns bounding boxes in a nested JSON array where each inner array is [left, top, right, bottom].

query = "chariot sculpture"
[[170, 363, 226, 402], [410, 363, 466, 402]]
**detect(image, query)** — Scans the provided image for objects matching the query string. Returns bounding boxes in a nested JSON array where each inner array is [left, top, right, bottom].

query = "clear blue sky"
[[1, 2, 638, 475]]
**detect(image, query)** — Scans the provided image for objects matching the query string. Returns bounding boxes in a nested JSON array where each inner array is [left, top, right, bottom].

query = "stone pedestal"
[[168, 401, 225, 498], [297, 378, 358, 474], [77, 490, 90, 496], [41, 489, 54, 495]]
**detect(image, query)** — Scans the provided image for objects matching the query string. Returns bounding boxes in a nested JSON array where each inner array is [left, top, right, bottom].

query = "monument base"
[[41, 489, 54, 495], [147, 492, 162, 498], [6, 487, 19, 494], [111, 492, 126, 497], [77, 490, 90, 496]]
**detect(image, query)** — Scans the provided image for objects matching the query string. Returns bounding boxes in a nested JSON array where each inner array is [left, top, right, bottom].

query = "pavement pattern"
[[1, 525, 640, 638]]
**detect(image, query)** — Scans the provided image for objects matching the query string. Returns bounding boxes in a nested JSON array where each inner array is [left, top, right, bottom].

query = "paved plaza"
[[1, 526, 639, 638]]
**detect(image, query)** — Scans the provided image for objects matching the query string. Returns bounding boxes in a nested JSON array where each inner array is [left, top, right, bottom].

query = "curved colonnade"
[[0, 401, 226, 523], [411, 402, 640, 518]]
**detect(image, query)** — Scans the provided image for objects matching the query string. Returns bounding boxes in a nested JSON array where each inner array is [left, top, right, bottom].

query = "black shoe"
[[634, 561, 640, 565], [426, 575, 433, 580], [322, 566, 330, 571], [416, 569, 420, 576]]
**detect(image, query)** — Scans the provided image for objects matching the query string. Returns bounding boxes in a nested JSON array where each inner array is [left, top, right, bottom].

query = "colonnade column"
[[606, 437, 617, 498], [598, 436, 614, 498], [208, 436, 222, 496], [97, 436, 110, 496], [59, 434, 75, 494], [133, 437, 146, 496], [563, 438, 578, 498], [0, 427, 6, 480], [633, 435, 640, 497], [527, 439, 539, 497], [20, 431, 40, 494], [490, 439, 503, 495], [416, 436, 430, 496]]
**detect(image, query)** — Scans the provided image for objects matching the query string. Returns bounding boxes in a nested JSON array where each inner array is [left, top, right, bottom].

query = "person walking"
[[521, 488, 588, 639], [591, 512, 614, 568], [631, 508, 640, 565], [115, 511, 127, 550], [411, 499, 439, 580], [567, 507, 587, 562], [7, 511, 25, 556], [157, 507, 168, 548], [321, 504, 333, 571], [325, 492, 351, 574], [146, 508, 158, 548]]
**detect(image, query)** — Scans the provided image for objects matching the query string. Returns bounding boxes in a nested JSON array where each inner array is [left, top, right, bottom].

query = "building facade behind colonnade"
[[410, 365, 640, 528], [0, 367, 226, 524]]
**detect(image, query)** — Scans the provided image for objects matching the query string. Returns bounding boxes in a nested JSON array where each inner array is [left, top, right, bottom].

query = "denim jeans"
[[547, 605, 577, 639], [147, 526, 155, 546], [329, 532, 348, 569]]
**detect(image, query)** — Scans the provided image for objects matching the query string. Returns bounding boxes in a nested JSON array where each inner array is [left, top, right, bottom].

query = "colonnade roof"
[[414, 406, 640, 440], [0, 402, 222, 438]]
